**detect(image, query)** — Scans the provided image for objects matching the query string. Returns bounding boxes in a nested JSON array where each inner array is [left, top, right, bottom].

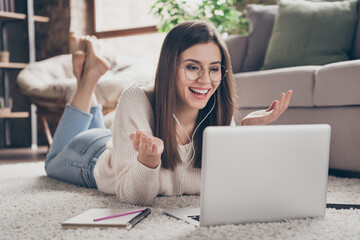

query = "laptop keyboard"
[[188, 215, 200, 222]]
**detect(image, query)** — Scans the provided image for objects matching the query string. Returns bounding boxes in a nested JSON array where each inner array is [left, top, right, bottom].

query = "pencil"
[[93, 209, 144, 222], [127, 208, 151, 229]]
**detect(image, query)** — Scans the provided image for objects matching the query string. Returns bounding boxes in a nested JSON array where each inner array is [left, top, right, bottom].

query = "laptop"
[[165, 124, 331, 227]]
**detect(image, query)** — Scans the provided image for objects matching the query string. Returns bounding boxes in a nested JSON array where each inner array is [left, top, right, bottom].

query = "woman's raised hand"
[[129, 130, 164, 169], [240, 90, 293, 126]]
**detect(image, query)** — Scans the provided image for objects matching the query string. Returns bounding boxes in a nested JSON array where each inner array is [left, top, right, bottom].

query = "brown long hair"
[[153, 20, 237, 170]]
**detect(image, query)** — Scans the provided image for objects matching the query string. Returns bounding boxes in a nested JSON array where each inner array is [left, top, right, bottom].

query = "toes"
[[73, 50, 86, 60], [80, 36, 110, 77], [85, 35, 102, 56], [69, 32, 87, 53]]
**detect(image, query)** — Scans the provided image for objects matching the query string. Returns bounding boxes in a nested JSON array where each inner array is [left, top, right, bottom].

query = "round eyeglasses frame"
[[179, 64, 228, 82]]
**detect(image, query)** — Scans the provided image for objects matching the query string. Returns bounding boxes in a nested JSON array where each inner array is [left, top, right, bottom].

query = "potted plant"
[[150, 0, 248, 36]]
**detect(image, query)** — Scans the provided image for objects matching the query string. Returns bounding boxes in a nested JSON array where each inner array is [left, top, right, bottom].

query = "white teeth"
[[190, 88, 209, 94]]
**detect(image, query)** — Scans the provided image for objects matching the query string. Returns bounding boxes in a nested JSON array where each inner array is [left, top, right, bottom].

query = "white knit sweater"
[[93, 85, 201, 206]]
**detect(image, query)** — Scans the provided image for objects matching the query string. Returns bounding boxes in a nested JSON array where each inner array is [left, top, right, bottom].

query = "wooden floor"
[[0, 146, 48, 165]]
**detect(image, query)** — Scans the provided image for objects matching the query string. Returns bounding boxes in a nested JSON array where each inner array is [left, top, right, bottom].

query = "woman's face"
[[176, 41, 222, 112]]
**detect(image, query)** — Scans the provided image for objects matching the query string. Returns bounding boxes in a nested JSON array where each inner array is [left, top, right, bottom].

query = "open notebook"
[[62, 208, 151, 230]]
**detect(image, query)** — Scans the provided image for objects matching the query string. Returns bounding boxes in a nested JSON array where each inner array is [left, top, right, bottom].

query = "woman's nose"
[[197, 69, 211, 83]]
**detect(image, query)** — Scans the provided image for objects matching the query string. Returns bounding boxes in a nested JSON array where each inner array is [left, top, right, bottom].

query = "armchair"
[[16, 54, 155, 145]]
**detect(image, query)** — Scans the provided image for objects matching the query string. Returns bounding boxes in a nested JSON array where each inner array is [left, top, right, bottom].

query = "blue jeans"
[[45, 104, 111, 188]]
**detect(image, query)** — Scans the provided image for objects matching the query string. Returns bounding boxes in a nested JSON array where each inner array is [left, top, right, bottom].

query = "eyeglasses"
[[179, 63, 228, 82]]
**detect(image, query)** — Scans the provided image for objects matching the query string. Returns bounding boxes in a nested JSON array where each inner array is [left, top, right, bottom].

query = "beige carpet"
[[1, 162, 360, 240]]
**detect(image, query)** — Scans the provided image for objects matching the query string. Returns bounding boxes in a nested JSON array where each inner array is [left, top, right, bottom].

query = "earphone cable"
[[174, 95, 217, 197]]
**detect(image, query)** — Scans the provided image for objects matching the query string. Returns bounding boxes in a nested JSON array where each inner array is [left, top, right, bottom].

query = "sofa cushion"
[[234, 65, 321, 108], [314, 60, 360, 107], [241, 4, 278, 72], [262, 0, 359, 70]]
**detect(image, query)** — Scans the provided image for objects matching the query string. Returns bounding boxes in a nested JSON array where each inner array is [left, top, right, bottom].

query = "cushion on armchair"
[[262, 0, 359, 70]]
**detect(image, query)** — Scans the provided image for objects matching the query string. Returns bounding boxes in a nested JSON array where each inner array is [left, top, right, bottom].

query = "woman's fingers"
[[274, 93, 285, 117], [152, 143, 158, 154], [146, 137, 154, 154], [241, 90, 293, 126], [276, 91, 291, 117], [130, 129, 164, 156], [272, 90, 293, 120], [266, 100, 277, 112], [130, 129, 161, 156], [130, 130, 144, 151], [138, 135, 148, 154], [283, 90, 293, 110], [278, 92, 286, 110], [271, 90, 293, 117]]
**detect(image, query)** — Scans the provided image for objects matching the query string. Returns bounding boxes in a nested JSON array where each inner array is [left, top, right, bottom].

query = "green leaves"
[[150, 0, 248, 35]]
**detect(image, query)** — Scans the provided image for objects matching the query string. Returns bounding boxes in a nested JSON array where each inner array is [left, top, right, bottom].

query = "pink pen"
[[93, 209, 144, 222]]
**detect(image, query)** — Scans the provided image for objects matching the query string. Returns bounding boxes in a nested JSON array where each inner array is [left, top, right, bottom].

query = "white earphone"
[[173, 95, 217, 197]]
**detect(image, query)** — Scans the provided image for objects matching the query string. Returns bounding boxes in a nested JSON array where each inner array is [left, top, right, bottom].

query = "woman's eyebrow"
[[183, 59, 221, 64], [183, 59, 200, 64]]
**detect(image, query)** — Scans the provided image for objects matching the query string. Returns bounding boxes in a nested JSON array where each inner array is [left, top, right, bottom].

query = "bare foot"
[[81, 36, 110, 81], [72, 51, 98, 106], [72, 51, 85, 83], [70, 36, 110, 112], [69, 32, 86, 53], [70, 32, 87, 82]]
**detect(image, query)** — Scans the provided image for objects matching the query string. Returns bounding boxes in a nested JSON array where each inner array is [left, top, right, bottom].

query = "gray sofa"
[[225, 3, 360, 173]]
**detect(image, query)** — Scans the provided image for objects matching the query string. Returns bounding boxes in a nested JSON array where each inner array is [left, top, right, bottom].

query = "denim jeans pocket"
[[68, 128, 111, 168]]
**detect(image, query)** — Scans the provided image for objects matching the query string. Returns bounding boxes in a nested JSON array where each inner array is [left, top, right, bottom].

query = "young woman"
[[45, 21, 292, 206]]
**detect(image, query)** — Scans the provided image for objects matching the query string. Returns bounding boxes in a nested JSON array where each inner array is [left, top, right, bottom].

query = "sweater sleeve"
[[111, 85, 160, 205]]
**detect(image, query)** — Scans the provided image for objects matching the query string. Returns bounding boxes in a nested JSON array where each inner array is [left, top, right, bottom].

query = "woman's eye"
[[186, 65, 199, 71], [210, 66, 220, 72]]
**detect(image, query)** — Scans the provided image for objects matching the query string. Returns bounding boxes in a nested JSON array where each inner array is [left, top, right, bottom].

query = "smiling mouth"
[[189, 87, 210, 95]]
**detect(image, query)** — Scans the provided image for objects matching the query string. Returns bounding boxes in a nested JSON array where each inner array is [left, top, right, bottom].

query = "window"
[[90, 0, 158, 38]]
